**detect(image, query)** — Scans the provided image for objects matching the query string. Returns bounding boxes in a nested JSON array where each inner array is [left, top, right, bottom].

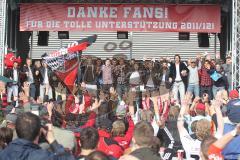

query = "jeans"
[[187, 84, 199, 97], [212, 85, 225, 98], [29, 83, 36, 99], [7, 85, 18, 102], [200, 86, 213, 100], [40, 84, 53, 100], [116, 84, 128, 98], [35, 84, 40, 99], [172, 81, 185, 103]]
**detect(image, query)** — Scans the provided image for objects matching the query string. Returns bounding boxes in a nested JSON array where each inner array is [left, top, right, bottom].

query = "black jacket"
[[22, 65, 35, 83], [40, 67, 53, 85], [159, 67, 171, 89], [33, 68, 43, 86], [4, 68, 20, 86], [22, 65, 35, 75], [169, 62, 189, 86], [0, 138, 75, 160], [208, 69, 228, 89]]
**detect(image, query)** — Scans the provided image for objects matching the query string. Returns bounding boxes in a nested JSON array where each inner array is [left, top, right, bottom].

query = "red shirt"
[[97, 130, 124, 159], [208, 144, 223, 160], [113, 118, 134, 149], [199, 67, 212, 86]]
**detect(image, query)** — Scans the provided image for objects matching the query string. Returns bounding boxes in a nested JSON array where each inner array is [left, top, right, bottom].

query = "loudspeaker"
[[58, 31, 69, 39], [179, 32, 190, 40], [117, 31, 128, 39], [37, 31, 49, 46], [198, 33, 209, 47]]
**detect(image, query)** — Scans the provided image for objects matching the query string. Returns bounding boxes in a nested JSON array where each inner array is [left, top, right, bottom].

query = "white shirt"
[[175, 64, 182, 81], [28, 66, 34, 84], [129, 71, 141, 85], [44, 68, 49, 84], [179, 127, 201, 160], [13, 69, 18, 82], [188, 66, 199, 85], [162, 73, 166, 82], [146, 75, 154, 88]]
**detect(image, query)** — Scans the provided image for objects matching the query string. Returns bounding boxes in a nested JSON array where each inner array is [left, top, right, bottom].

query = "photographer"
[[0, 112, 75, 160]]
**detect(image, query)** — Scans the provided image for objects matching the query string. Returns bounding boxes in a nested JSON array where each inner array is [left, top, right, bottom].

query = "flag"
[[210, 71, 222, 82], [42, 35, 97, 91], [54, 59, 79, 91], [47, 34, 97, 58]]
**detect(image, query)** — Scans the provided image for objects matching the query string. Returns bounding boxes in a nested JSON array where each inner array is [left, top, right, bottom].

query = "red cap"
[[229, 90, 239, 99], [196, 103, 206, 111]]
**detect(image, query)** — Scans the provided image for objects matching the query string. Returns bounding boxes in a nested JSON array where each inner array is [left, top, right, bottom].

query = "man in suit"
[[159, 60, 171, 98], [144, 61, 160, 91], [40, 60, 53, 101], [5, 61, 20, 103], [169, 54, 189, 104], [22, 58, 36, 99]]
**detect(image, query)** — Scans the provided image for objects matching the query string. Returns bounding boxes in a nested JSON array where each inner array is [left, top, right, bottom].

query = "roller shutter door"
[[132, 32, 219, 60], [30, 31, 130, 59], [30, 31, 219, 60]]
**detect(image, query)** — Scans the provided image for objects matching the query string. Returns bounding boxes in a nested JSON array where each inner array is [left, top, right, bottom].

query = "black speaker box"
[[37, 31, 49, 46], [198, 33, 209, 47]]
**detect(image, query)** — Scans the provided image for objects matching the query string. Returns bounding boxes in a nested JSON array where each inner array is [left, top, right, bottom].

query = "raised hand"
[[22, 81, 30, 97], [193, 96, 201, 103], [45, 123, 55, 144], [236, 124, 240, 135], [47, 101, 54, 120], [182, 92, 193, 106], [211, 99, 223, 109]]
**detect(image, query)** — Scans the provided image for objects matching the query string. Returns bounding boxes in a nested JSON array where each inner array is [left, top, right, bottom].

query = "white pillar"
[[0, 0, 7, 75], [231, 0, 240, 90]]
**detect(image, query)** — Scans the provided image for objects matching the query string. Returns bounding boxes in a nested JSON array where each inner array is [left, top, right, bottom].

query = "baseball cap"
[[229, 90, 239, 99], [196, 103, 206, 111], [226, 99, 240, 123]]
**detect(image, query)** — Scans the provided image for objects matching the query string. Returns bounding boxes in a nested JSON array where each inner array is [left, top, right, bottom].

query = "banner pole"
[[214, 33, 217, 60], [29, 31, 33, 58], [130, 31, 133, 59]]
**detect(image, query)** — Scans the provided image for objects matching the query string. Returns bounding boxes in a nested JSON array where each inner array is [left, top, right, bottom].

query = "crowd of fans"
[[0, 52, 239, 160]]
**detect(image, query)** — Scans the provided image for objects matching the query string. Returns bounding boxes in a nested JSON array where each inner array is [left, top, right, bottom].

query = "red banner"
[[20, 4, 220, 33]]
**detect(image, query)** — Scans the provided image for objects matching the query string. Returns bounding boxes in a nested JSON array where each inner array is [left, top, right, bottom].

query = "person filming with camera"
[[0, 112, 75, 160]]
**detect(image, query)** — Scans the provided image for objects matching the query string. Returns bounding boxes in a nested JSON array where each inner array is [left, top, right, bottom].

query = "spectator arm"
[[123, 118, 135, 142], [213, 130, 236, 149], [214, 104, 224, 137]]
